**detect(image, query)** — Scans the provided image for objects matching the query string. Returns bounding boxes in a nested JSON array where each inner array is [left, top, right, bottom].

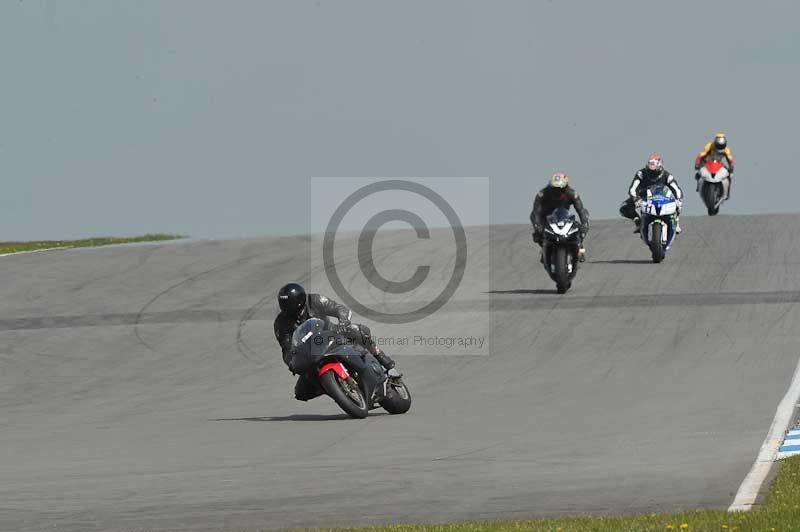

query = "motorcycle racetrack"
[[2, 214, 800, 531]]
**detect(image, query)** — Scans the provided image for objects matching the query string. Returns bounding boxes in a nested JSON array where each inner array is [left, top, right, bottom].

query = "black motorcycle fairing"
[[289, 319, 328, 375], [325, 342, 386, 405], [542, 207, 583, 244], [547, 207, 577, 225], [290, 318, 388, 407], [541, 207, 582, 284]]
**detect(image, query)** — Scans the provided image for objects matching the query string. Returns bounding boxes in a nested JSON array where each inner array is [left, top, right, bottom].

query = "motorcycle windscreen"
[[546, 207, 576, 226], [545, 207, 580, 238], [648, 184, 672, 200], [290, 318, 328, 373], [644, 185, 677, 216], [291, 318, 324, 347]]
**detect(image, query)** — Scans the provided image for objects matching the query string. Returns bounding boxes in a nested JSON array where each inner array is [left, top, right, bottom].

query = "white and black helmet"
[[646, 153, 663, 172], [549, 172, 569, 188]]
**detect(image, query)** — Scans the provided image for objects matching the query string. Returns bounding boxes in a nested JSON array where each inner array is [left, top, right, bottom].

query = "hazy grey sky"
[[2, 0, 798, 240]]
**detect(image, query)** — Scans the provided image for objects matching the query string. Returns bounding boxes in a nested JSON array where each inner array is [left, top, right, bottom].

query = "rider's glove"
[[335, 322, 360, 338]]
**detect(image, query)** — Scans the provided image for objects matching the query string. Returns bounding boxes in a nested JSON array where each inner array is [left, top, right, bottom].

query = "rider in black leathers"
[[619, 153, 684, 233], [274, 283, 398, 401], [530, 172, 590, 261]]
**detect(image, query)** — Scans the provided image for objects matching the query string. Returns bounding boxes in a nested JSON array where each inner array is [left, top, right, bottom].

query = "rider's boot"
[[294, 375, 323, 401], [372, 346, 401, 377], [386, 367, 402, 378], [633, 217, 641, 234], [675, 217, 682, 234], [578, 245, 586, 262]]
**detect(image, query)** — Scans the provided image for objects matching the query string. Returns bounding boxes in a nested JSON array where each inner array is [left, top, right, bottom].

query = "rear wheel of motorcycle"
[[319, 371, 369, 419], [381, 378, 412, 414], [554, 246, 570, 294], [704, 184, 720, 216], [650, 223, 665, 263]]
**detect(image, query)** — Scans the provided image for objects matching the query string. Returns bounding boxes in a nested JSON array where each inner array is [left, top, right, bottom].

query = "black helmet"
[[278, 283, 307, 316]]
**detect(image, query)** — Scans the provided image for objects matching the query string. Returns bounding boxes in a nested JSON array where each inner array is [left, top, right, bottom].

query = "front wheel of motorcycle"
[[554, 246, 570, 293], [381, 378, 412, 415], [319, 371, 369, 419], [704, 184, 720, 216], [650, 223, 665, 263]]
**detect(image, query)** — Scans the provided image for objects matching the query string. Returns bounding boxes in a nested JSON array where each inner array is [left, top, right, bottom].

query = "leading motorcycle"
[[288, 318, 411, 419], [541, 207, 583, 293], [697, 159, 730, 216], [637, 185, 679, 263]]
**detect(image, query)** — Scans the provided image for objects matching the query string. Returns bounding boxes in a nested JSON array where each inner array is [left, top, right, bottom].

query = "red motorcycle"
[[697, 159, 731, 216]]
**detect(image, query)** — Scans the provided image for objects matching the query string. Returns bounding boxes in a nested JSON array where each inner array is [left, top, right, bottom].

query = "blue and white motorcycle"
[[636, 185, 679, 263]]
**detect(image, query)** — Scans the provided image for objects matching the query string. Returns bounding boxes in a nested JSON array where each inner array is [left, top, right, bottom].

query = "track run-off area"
[[2, 214, 800, 531]]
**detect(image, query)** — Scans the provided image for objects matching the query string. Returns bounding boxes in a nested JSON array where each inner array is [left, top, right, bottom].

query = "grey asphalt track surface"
[[2, 215, 800, 531]]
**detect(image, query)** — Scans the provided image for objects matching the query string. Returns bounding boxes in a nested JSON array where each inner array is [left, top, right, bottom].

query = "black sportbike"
[[541, 207, 583, 294], [289, 318, 411, 419]]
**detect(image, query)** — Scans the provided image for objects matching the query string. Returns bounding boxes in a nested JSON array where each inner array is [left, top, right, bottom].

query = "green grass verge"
[[309, 456, 800, 532], [0, 233, 184, 255]]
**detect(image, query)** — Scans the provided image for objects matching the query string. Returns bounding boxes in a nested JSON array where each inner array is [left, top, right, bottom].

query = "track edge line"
[[0, 246, 70, 258], [728, 354, 800, 512]]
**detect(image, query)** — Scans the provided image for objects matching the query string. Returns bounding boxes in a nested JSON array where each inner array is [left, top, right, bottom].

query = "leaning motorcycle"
[[637, 185, 679, 264], [697, 160, 730, 216], [541, 207, 583, 294], [289, 318, 411, 419]]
